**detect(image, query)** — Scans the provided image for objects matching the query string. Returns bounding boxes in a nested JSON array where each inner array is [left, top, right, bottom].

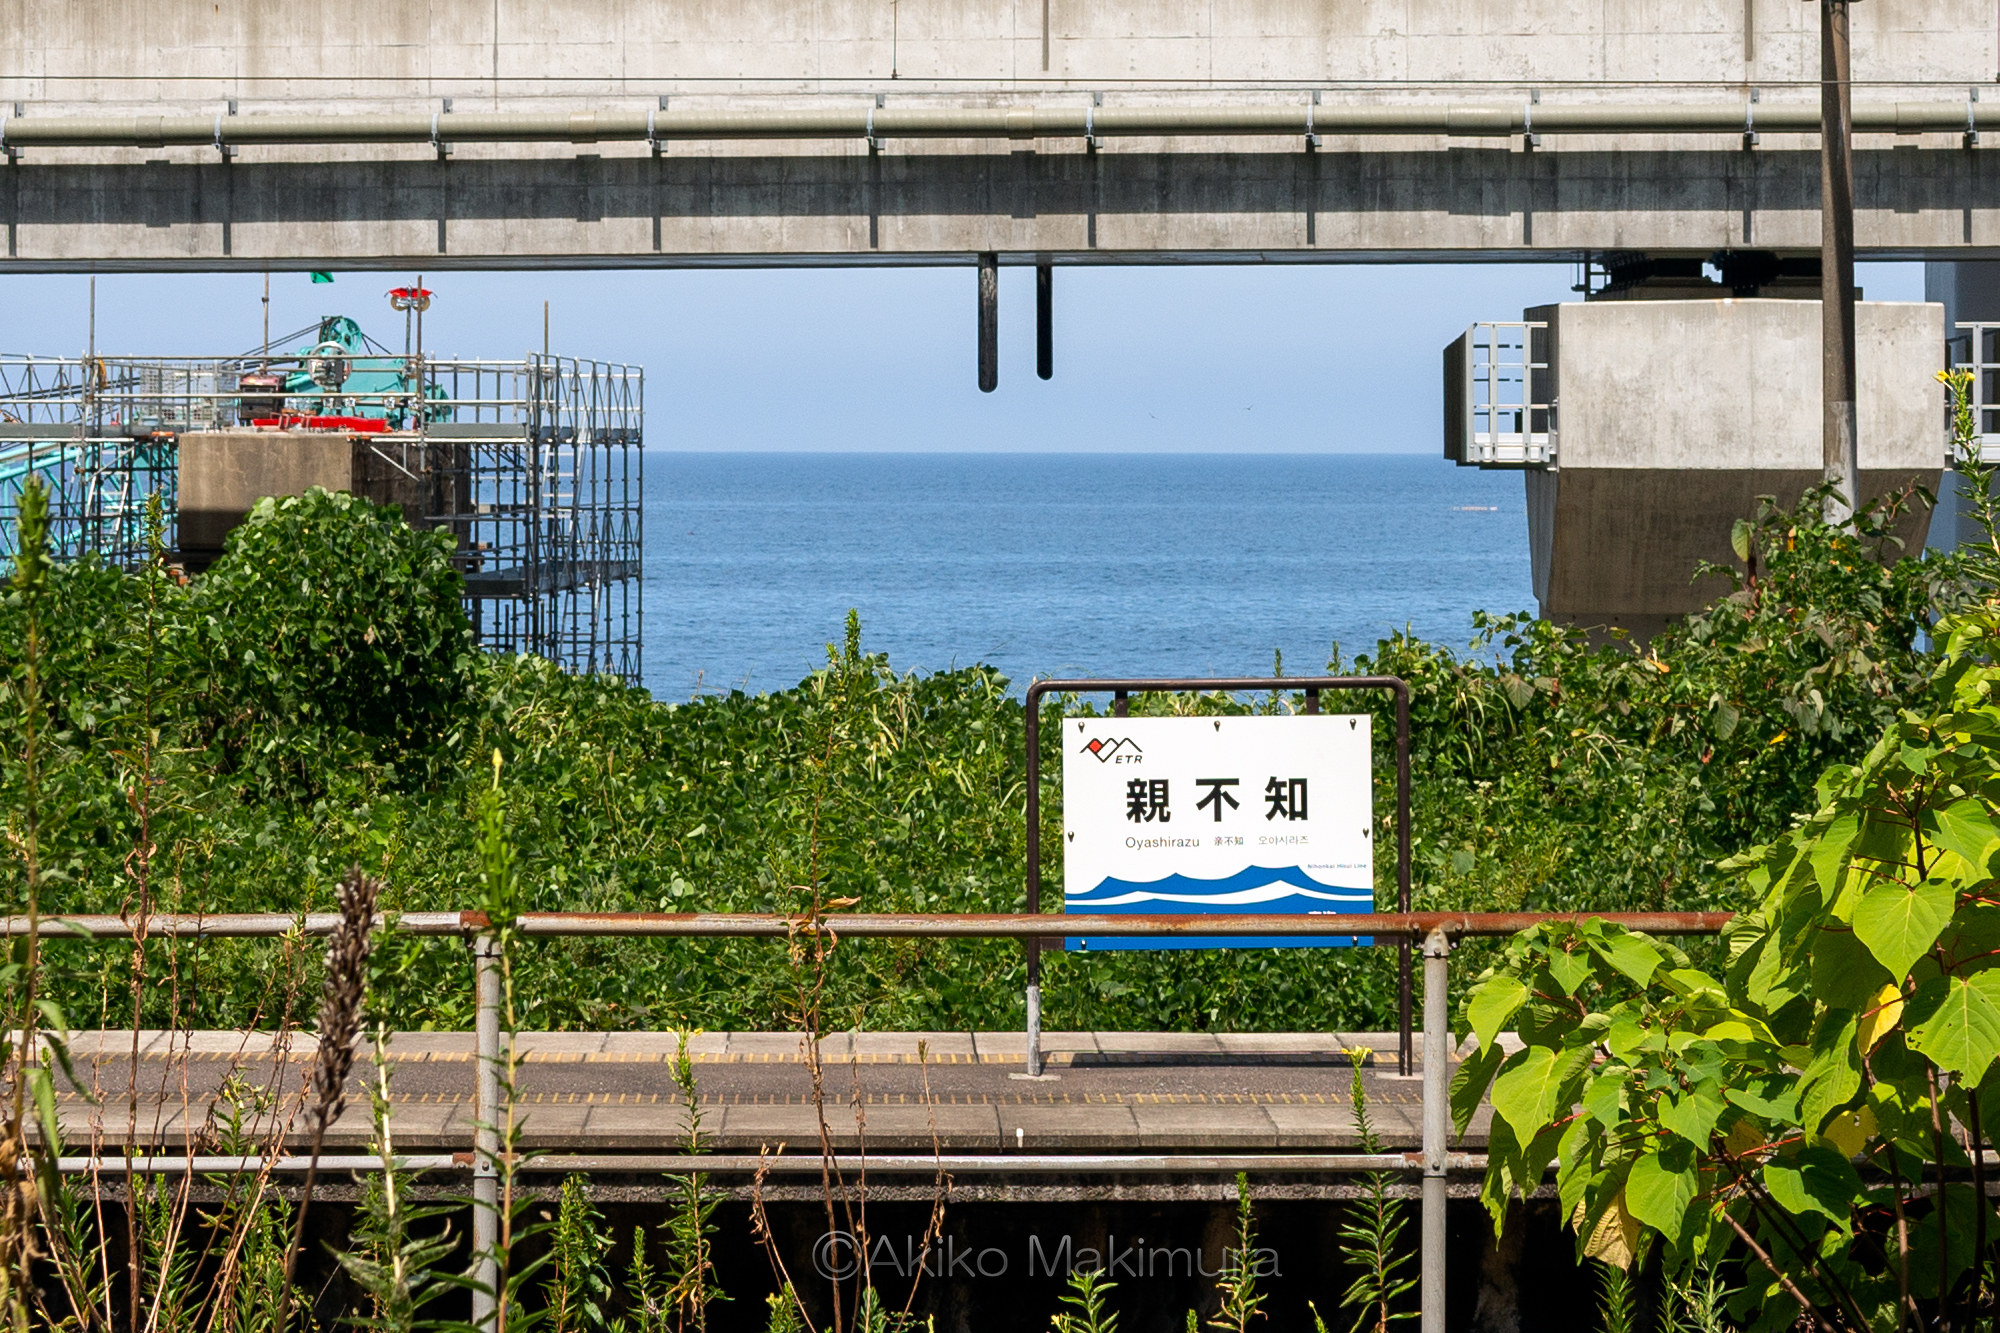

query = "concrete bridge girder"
[[0, 0, 1996, 267], [6, 140, 2000, 269]]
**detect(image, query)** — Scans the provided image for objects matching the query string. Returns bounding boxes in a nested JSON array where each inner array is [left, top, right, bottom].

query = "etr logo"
[[1081, 737, 1142, 763]]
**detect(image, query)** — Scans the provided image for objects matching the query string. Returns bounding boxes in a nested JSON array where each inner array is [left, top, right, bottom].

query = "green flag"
[[310, 271, 334, 284]]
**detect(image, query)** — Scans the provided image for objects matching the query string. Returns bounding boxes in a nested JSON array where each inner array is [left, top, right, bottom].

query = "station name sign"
[[1061, 714, 1374, 950]]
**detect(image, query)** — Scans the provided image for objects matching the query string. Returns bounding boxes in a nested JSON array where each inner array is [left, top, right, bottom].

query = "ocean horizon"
[[639, 451, 1533, 701]]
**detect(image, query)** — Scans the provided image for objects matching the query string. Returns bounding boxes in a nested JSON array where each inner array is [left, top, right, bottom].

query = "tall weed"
[[1334, 1050, 1414, 1332]]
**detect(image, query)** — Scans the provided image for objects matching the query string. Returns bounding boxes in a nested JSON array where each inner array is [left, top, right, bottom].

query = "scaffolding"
[[0, 335, 643, 684]]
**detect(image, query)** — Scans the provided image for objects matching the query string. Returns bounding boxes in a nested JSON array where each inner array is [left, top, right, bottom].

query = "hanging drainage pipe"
[[0, 99, 1992, 151]]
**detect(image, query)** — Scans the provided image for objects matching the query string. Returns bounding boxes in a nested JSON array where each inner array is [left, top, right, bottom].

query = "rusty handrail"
[[16, 901, 1736, 1331], [505, 910, 1737, 938], [3, 909, 1736, 940]]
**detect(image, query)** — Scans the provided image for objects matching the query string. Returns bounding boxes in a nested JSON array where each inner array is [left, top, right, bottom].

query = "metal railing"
[[1443, 322, 1554, 468], [8, 906, 1734, 1333]]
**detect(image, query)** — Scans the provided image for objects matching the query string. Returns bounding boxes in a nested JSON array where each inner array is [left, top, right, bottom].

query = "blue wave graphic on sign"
[[1064, 866, 1373, 951]]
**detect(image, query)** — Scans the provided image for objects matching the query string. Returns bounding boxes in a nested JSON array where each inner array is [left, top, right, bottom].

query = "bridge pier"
[[1448, 297, 1943, 641]]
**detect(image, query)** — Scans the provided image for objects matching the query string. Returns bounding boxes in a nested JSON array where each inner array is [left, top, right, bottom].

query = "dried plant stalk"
[[310, 868, 380, 1124], [279, 866, 382, 1307]]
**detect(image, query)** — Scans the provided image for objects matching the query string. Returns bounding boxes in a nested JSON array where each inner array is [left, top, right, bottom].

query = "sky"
[[0, 261, 1928, 453]]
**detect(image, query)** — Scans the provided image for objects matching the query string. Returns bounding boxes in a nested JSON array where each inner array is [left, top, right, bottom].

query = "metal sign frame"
[[1024, 676, 1414, 1076]]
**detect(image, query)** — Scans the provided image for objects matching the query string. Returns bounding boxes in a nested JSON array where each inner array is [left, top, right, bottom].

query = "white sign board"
[[1062, 714, 1375, 950]]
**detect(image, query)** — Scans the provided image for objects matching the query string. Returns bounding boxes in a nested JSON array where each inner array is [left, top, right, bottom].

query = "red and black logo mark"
[[1081, 737, 1141, 762]]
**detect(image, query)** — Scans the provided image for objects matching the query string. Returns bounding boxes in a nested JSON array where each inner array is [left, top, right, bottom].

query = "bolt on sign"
[[1062, 714, 1374, 950]]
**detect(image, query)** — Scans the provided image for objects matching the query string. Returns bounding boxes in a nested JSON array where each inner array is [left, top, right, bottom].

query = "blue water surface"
[[640, 452, 1531, 701]]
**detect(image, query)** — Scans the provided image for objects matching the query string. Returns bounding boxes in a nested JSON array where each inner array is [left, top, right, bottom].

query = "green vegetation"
[[1456, 597, 2000, 1331], [8, 379, 2000, 1326], [1449, 373, 2000, 1331], [1335, 1049, 1415, 1332], [0, 425, 1978, 1036], [1049, 1269, 1118, 1333], [1206, 1174, 1268, 1333]]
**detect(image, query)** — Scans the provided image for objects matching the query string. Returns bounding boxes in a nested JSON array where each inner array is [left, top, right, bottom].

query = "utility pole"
[[1820, 0, 1859, 526]]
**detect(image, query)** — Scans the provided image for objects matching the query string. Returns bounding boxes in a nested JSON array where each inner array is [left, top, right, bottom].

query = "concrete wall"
[[2, 1, 1998, 267], [177, 431, 433, 565], [178, 431, 356, 561], [1526, 300, 1943, 633], [3, 1, 1988, 101]]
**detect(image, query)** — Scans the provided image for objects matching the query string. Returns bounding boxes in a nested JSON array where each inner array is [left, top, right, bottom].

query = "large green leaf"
[[1931, 799, 2000, 871], [1658, 1085, 1725, 1149], [1606, 1017, 1662, 1063], [1908, 973, 2000, 1079], [1625, 1149, 1697, 1244], [1449, 1039, 1505, 1138], [1555, 1116, 1597, 1221], [1744, 930, 1806, 1013], [1852, 878, 1955, 980], [1467, 975, 1529, 1051], [1799, 1014, 1862, 1133], [1810, 812, 1861, 898], [1546, 948, 1592, 997], [1725, 1082, 1802, 1127], [1583, 1067, 1628, 1127], [1761, 1147, 1860, 1230], [1856, 812, 1918, 866], [1490, 1046, 1565, 1142], [1591, 932, 1665, 988], [1809, 924, 1893, 1012], [1478, 1115, 1523, 1234], [1479, 1117, 1565, 1234]]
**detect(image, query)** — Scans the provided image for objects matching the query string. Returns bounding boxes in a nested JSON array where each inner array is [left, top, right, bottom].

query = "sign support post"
[[1023, 676, 1414, 1076]]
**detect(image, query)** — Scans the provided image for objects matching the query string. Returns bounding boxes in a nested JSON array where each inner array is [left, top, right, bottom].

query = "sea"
[[640, 452, 1532, 702]]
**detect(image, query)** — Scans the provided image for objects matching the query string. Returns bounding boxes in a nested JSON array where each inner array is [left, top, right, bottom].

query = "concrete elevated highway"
[[4, 0, 2000, 270]]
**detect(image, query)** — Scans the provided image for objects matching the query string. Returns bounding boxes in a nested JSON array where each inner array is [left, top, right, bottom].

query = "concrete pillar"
[[1490, 300, 1942, 641], [1925, 262, 2000, 551]]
